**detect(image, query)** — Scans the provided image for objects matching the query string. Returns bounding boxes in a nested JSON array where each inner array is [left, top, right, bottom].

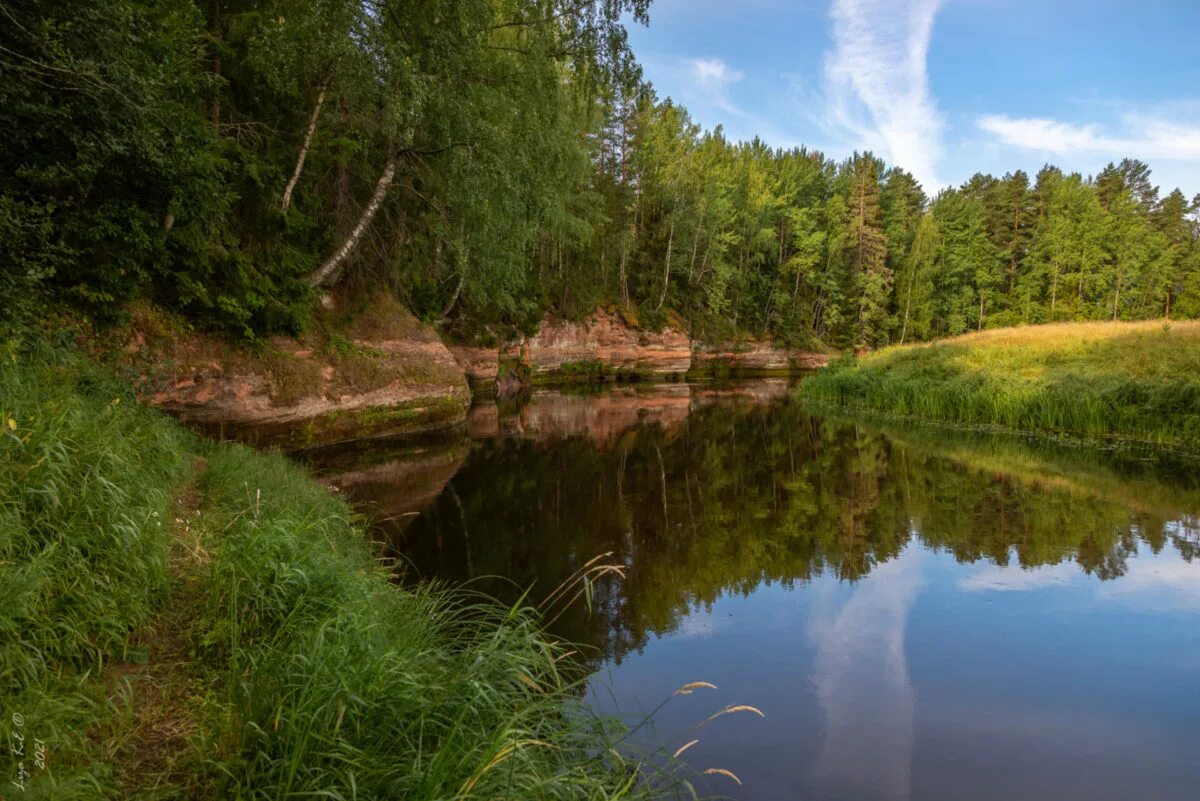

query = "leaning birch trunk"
[[440, 260, 466, 319], [281, 84, 328, 211], [305, 159, 396, 287]]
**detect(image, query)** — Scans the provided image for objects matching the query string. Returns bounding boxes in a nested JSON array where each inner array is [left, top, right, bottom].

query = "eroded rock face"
[[143, 317, 470, 449], [525, 310, 693, 375], [691, 341, 830, 374], [447, 345, 501, 385], [449, 311, 828, 393]]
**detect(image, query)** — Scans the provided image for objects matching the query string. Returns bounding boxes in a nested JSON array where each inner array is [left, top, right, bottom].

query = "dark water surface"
[[303, 382, 1200, 801]]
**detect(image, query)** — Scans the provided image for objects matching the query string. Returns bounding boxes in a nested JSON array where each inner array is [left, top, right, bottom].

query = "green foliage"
[[3, 0, 1198, 346], [799, 320, 1200, 450]]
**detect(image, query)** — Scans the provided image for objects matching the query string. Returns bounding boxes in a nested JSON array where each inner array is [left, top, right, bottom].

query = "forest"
[[4, 0, 1200, 349]]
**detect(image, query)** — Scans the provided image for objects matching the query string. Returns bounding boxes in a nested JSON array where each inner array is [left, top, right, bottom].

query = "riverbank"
[[97, 297, 828, 449], [1, 342, 680, 800], [799, 320, 1200, 451]]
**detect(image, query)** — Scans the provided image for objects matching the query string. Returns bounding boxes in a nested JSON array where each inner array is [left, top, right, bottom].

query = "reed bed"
[[799, 320, 1200, 451]]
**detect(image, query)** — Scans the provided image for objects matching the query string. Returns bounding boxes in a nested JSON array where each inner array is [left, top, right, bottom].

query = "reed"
[[799, 320, 1200, 451]]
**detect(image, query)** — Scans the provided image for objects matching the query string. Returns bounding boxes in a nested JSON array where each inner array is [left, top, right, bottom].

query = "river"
[[298, 380, 1200, 801]]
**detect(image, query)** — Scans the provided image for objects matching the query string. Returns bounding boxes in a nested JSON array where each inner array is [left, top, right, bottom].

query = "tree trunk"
[[281, 83, 328, 211], [1050, 260, 1058, 316], [1009, 203, 1021, 291], [899, 268, 915, 345], [210, 0, 222, 125], [305, 159, 396, 287], [655, 204, 676, 312], [688, 202, 706, 284], [441, 267, 466, 319], [619, 236, 629, 307]]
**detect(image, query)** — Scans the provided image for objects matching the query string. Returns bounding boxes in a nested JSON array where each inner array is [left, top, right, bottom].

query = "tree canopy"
[[3, 0, 1198, 344]]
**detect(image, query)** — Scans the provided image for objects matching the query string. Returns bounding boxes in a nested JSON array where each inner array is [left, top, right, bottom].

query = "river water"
[[301, 380, 1200, 801]]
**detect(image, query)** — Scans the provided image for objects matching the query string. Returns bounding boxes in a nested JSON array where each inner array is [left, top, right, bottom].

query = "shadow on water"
[[296, 380, 1200, 801]]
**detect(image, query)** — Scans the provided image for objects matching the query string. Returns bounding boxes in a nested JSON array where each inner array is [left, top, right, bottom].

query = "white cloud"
[[824, 0, 945, 189], [686, 57, 748, 118], [978, 113, 1200, 162], [689, 57, 743, 90]]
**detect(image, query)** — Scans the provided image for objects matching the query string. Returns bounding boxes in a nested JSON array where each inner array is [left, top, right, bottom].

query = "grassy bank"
[[1, 343, 682, 800], [799, 320, 1200, 451]]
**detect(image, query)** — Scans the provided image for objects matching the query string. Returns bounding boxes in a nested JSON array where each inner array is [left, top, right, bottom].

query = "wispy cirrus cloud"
[[824, 0, 945, 189], [977, 113, 1200, 162], [686, 57, 747, 117], [641, 53, 803, 147]]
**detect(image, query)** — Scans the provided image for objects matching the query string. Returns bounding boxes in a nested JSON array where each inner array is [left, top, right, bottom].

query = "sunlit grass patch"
[[799, 320, 1200, 451]]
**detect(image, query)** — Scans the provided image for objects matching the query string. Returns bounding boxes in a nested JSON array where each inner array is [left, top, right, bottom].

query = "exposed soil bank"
[[145, 332, 470, 450], [122, 301, 826, 448], [112, 298, 471, 449], [451, 309, 830, 397]]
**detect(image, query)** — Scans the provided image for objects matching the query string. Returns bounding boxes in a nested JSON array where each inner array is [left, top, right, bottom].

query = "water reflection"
[[810, 546, 924, 801], [338, 394, 1199, 662], [305, 384, 1200, 801]]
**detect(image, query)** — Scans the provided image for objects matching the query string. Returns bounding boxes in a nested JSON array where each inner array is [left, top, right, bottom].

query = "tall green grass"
[[196, 444, 676, 800], [800, 321, 1200, 451], [1, 343, 189, 798], [2, 342, 689, 800]]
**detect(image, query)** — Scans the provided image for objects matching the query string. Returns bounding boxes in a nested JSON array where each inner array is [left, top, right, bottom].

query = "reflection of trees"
[[384, 402, 1200, 665]]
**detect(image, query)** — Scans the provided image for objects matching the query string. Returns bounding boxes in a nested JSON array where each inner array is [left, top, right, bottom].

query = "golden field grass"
[[800, 320, 1200, 450]]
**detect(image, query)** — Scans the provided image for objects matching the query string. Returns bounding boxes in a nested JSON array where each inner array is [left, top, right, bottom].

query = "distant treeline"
[[4, 1, 1199, 346]]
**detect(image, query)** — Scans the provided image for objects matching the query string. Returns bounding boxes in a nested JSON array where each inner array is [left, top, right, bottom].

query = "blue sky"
[[624, 0, 1200, 198]]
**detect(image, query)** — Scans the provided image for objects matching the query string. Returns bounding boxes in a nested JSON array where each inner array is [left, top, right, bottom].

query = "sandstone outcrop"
[[691, 341, 830, 374], [522, 309, 692, 376], [128, 298, 826, 447], [140, 309, 470, 449], [449, 309, 827, 393], [447, 344, 501, 386]]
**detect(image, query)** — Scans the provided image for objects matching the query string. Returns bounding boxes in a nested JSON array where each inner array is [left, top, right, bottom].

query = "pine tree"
[[842, 154, 890, 347]]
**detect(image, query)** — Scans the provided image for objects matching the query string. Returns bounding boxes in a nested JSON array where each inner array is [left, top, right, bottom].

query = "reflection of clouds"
[[673, 611, 718, 640], [957, 540, 1200, 613], [809, 545, 927, 801], [1096, 551, 1200, 612], [958, 561, 1077, 592]]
